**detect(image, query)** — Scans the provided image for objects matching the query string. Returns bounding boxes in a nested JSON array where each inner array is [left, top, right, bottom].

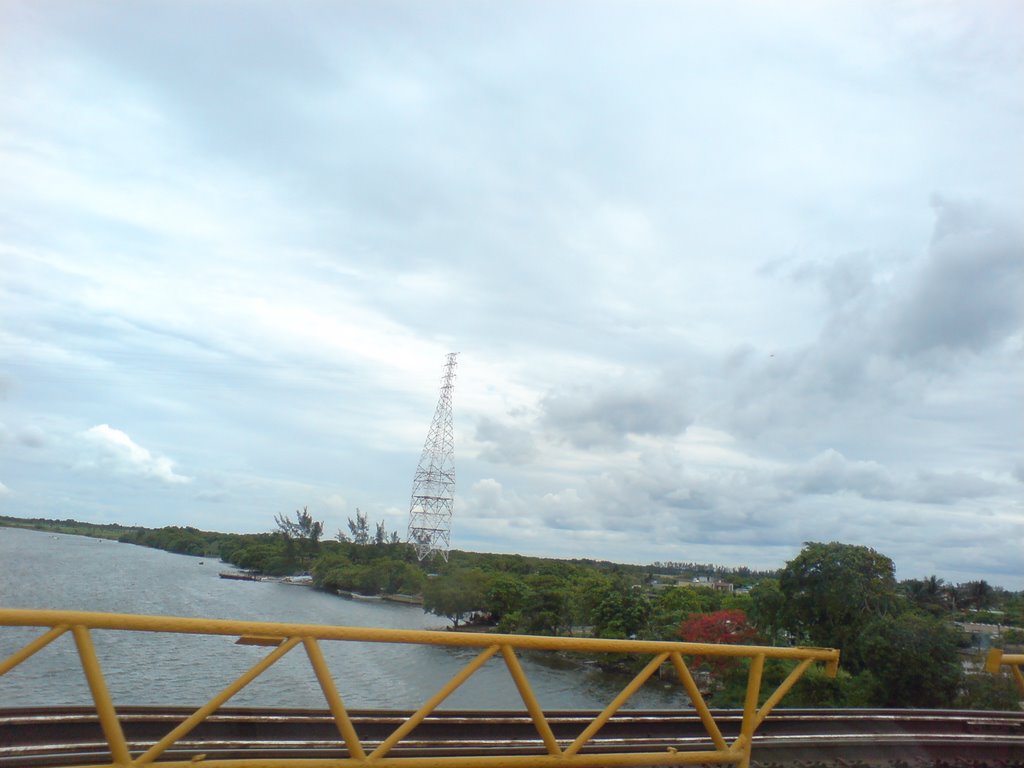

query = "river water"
[[0, 527, 686, 710]]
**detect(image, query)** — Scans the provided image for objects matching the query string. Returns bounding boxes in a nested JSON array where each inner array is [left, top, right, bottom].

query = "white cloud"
[[17, 426, 47, 448], [320, 493, 350, 513], [81, 424, 191, 485], [781, 449, 897, 500], [0, 481, 10, 497], [474, 417, 537, 465], [194, 489, 227, 503], [541, 374, 692, 449], [0, 1, 1021, 587]]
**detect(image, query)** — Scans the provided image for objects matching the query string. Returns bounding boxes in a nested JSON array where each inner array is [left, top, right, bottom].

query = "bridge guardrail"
[[1, 608, 839, 768]]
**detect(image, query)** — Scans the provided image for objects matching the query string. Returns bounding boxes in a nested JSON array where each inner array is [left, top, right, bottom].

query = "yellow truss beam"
[[985, 648, 1024, 694], [1, 608, 839, 768]]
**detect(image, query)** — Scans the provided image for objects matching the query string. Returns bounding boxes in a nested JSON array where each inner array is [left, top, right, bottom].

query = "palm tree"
[[924, 575, 944, 601], [961, 580, 993, 610], [941, 583, 958, 610]]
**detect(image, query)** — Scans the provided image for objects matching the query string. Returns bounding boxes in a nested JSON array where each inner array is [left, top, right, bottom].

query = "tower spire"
[[407, 353, 458, 561]]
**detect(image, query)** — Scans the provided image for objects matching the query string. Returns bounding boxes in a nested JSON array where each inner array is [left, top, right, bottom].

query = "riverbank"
[[0, 514, 141, 541], [1, 525, 686, 710], [217, 568, 425, 604]]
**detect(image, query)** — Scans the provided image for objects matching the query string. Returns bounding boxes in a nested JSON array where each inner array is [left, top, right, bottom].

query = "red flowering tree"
[[678, 609, 759, 674]]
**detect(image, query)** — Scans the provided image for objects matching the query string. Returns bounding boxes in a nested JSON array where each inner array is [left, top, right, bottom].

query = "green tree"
[[784, 666, 875, 708], [1002, 592, 1024, 627], [275, 507, 324, 544], [901, 575, 949, 616], [748, 579, 786, 644], [958, 579, 994, 610], [1001, 627, 1024, 645], [721, 592, 753, 614], [566, 572, 615, 636], [591, 585, 651, 639], [423, 569, 488, 628], [523, 574, 572, 635], [233, 541, 293, 575], [374, 520, 401, 545], [690, 586, 726, 613], [956, 673, 1022, 711], [779, 541, 898, 667], [483, 573, 530, 625], [338, 509, 370, 545], [274, 507, 324, 568], [337, 510, 404, 548], [382, 560, 425, 594], [648, 587, 712, 640], [856, 612, 962, 707], [311, 550, 352, 589]]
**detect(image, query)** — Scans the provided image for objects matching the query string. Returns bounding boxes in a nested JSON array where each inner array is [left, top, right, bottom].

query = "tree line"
[[420, 541, 1022, 710], [112, 511, 1024, 710], [3, 513, 1021, 710]]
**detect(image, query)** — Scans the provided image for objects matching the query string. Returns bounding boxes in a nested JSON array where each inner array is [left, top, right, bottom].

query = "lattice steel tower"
[[407, 352, 458, 561]]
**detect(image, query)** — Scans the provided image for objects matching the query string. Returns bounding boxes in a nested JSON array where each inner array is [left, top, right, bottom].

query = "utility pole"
[[407, 353, 457, 561]]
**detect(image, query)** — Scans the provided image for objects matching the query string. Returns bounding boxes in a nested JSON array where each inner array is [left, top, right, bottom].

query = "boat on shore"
[[351, 592, 382, 601], [219, 574, 422, 605], [336, 590, 423, 604], [382, 593, 424, 605]]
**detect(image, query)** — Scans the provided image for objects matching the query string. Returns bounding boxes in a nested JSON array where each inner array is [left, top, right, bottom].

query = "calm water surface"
[[0, 528, 687, 710]]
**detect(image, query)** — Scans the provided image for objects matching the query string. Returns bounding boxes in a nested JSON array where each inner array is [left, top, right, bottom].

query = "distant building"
[[679, 576, 735, 594], [957, 621, 1006, 651]]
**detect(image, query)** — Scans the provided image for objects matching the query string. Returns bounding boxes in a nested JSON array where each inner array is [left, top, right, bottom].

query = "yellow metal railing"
[[1, 608, 839, 768], [985, 648, 1024, 694]]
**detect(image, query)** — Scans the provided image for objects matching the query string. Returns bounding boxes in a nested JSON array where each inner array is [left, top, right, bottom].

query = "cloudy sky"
[[2, 1, 1022, 588]]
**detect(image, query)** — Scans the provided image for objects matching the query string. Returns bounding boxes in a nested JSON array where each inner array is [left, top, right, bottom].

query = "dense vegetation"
[[0, 515, 143, 540], [3, 513, 1021, 710]]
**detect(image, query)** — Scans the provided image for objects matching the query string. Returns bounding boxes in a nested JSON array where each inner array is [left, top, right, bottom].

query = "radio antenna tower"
[[407, 352, 458, 561]]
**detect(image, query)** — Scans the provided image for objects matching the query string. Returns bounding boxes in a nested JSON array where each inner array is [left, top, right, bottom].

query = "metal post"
[[72, 626, 131, 766], [736, 653, 765, 768]]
